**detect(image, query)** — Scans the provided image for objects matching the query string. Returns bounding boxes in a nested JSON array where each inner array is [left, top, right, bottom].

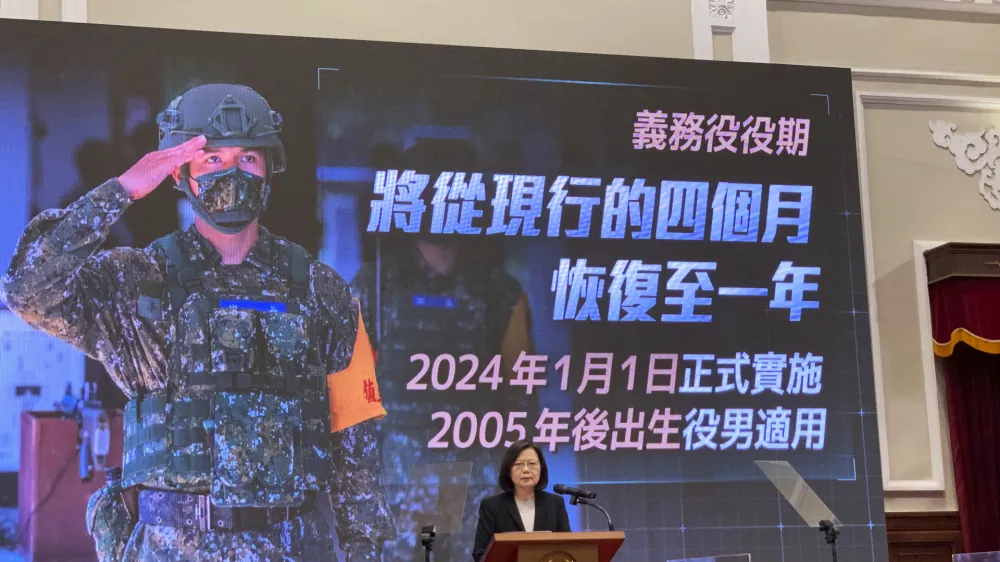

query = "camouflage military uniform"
[[1, 179, 394, 561], [87, 476, 133, 562], [352, 247, 534, 562]]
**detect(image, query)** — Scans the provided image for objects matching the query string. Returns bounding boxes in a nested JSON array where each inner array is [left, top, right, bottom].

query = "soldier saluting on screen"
[[0, 84, 395, 561]]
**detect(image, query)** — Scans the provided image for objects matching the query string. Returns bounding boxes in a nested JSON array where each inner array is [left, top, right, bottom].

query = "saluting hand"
[[118, 135, 207, 201]]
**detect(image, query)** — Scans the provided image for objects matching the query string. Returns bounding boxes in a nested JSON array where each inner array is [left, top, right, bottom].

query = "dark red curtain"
[[931, 278, 1000, 552], [931, 278, 1000, 357], [942, 345, 1000, 552]]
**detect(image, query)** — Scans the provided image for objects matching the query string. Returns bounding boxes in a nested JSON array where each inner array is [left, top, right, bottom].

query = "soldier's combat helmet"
[[157, 83, 285, 234]]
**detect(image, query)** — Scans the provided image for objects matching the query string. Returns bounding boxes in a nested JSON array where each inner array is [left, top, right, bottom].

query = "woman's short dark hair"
[[497, 441, 549, 493]]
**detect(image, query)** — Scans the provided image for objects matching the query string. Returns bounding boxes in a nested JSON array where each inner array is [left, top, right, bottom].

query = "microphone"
[[554, 484, 614, 531], [553, 483, 597, 499], [420, 525, 436, 562]]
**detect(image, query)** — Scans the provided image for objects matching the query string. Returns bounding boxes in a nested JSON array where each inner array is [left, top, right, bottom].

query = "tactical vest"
[[121, 231, 334, 508], [373, 262, 522, 488], [376, 271, 505, 427]]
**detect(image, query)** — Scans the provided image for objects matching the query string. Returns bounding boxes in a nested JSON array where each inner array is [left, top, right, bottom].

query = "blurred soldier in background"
[[353, 138, 536, 561]]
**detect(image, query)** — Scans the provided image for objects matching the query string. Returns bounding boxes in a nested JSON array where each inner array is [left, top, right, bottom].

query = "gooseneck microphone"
[[553, 483, 614, 531], [553, 483, 597, 499]]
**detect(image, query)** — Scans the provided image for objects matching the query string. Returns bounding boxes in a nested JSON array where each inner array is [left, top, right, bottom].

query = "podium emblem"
[[541, 552, 576, 562]]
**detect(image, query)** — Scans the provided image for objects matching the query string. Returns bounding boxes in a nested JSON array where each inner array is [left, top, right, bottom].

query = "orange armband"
[[327, 301, 387, 432]]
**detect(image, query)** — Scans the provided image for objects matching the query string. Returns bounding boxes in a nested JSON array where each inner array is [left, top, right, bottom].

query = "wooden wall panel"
[[887, 512, 963, 562]]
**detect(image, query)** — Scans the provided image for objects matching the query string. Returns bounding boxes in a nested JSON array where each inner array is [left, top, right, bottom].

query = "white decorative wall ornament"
[[709, 0, 736, 18], [692, 0, 768, 62], [929, 120, 1000, 210]]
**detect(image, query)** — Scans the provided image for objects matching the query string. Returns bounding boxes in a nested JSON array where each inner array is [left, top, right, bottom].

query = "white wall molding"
[[61, 0, 87, 23], [1, 0, 88, 22], [692, 0, 770, 62], [0, 0, 39, 20], [855, 91, 1000, 493], [858, 91, 1000, 110], [852, 68, 1000, 87], [773, 0, 1000, 16], [912, 240, 948, 490], [692, 0, 716, 60]]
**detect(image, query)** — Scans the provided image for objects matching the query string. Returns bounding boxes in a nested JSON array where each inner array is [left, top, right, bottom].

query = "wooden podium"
[[482, 531, 625, 562], [19, 410, 124, 562]]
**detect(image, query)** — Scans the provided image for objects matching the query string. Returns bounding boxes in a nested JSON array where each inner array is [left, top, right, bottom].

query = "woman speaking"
[[472, 441, 571, 561]]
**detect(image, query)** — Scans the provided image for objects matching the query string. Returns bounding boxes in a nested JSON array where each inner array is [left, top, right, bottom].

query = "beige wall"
[[769, 2, 1000, 74], [86, 0, 694, 58], [771, 2, 1000, 512], [27, 0, 1000, 516], [858, 103, 1000, 512]]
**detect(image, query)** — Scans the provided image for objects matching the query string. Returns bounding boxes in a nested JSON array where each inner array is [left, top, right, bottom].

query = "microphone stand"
[[570, 495, 615, 531], [420, 525, 436, 562], [819, 520, 839, 562]]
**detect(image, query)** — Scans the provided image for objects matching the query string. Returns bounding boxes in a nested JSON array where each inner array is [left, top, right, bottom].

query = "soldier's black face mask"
[[182, 166, 271, 235]]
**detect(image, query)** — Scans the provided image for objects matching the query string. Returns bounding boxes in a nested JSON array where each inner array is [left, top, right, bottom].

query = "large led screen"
[[0, 19, 884, 562]]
